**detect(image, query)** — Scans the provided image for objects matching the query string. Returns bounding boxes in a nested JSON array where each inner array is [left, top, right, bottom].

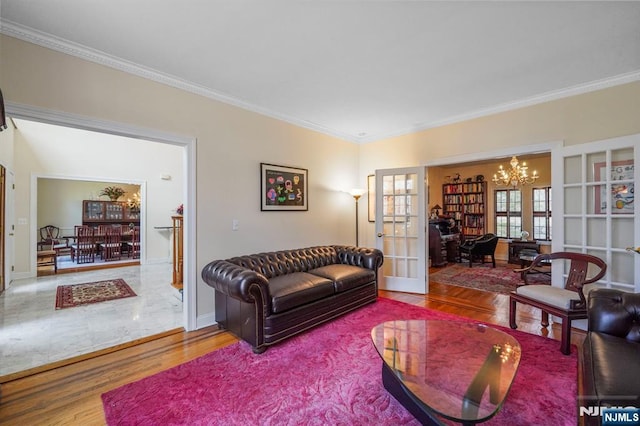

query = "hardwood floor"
[[0, 269, 583, 425]]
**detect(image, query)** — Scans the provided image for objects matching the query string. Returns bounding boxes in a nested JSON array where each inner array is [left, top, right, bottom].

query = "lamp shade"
[[432, 204, 442, 210], [350, 188, 365, 198]]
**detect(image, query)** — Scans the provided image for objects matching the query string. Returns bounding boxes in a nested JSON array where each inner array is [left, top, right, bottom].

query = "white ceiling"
[[1, 1, 639, 143]]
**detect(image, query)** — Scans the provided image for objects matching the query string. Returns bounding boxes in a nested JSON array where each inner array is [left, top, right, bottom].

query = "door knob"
[[377, 233, 385, 237]]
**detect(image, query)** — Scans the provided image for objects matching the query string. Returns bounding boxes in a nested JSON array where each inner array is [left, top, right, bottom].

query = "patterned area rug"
[[55, 279, 136, 309], [430, 263, 549, 295], [102, 298, 577, 425]]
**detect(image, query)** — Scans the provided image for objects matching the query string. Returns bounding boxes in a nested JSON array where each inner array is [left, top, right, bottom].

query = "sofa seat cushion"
[[269, 272, 335, 314], [585, 332, 640, 405], [309, 264, 375, 293]]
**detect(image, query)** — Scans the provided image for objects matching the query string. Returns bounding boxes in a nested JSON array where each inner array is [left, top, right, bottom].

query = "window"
[[532, 187, 552, 240], [495, 189, 521, 238]]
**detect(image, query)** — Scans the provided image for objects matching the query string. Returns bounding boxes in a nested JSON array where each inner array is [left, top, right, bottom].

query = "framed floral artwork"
[[260, 163, 308, 211]]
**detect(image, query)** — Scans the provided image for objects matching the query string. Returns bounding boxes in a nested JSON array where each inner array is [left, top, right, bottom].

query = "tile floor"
[[0, 260, 183, 377]]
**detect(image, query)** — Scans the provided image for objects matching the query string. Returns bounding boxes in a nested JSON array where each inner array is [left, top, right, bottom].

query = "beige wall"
[[0, 35, 360, 322], [2, 33, 640, 323]]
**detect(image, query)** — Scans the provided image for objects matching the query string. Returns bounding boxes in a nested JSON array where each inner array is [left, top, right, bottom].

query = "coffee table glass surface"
[[371, 320, 521, 424]]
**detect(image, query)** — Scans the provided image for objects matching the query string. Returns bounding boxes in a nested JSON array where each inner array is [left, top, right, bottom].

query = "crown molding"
[[0, 19, 360, 143], [360, 70, 640, 144], [3, 19, 639, 145]]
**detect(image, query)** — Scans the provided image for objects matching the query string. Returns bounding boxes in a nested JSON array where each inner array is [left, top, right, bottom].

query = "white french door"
[[554, 133, 639, 291], [375, 167, 427, 294]]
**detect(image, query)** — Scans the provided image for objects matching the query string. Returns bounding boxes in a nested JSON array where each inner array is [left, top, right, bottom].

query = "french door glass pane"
[[564, 155, 582, 184], [586, 218, 606, 247], [587, 152, 606, 183], [564, 187, 582, 215], [564, 217, 582, 246], [612, 217, 634, 249], [610, 252, 634, 290]]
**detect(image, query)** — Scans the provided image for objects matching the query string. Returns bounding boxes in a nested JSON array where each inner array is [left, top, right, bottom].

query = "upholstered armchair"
[[458, 233, 498, 268]]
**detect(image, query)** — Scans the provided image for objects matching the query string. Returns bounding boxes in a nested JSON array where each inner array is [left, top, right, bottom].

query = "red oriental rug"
[[55, 279, 136, 309], [102, 298, 577, 425], [430, 263, 549, 295]]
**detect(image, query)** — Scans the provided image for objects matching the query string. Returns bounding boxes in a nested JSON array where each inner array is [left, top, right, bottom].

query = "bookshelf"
[[442, 181, 486, 238]]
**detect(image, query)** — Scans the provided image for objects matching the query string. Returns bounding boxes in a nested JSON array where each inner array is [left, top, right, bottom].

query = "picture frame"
[[594, 159, 634, 214], [260, 163, 308, 211], [367, 174, 375, 222]]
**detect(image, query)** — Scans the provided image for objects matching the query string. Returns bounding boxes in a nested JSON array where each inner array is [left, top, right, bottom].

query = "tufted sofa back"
[[227, 246, 340, 279], [588, 288, 640, 343]]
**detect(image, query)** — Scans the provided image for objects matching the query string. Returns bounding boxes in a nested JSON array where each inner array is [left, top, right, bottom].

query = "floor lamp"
[[350, 189, 365, 246]]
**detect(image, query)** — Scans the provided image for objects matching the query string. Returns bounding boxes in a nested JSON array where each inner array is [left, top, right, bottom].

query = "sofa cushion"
[[584, 332, 640, 406], [309, 264, 375, 293], [268, 272, 335, 314]]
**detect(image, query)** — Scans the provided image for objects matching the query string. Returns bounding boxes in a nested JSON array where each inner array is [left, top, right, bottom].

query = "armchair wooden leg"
[[560, 318, 572, 355], [541, 311, 549, 327], [509, 298, 518, 329]]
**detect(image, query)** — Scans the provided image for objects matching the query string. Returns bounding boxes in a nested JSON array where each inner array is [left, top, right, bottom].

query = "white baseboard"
[[196, 312, 217, 329], [145, 257, 170, 265]]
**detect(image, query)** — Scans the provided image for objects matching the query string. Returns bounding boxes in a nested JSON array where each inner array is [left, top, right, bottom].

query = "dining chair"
[[99, 226, 123, 261], [509, 252, 607, 355], [38, 225, 70, 255], [126, 226, 141, 259], [70, 226, 96, 264]]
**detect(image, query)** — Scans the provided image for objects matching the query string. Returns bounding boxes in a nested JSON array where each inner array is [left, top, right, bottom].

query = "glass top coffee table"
[[371, 320, 521, 425]]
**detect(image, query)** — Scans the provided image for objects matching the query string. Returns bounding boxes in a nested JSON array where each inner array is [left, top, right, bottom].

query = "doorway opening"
[[0, 109, 196, 378]]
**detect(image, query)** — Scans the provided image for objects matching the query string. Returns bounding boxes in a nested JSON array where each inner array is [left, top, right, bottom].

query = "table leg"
[[381, 363, 444, 425]]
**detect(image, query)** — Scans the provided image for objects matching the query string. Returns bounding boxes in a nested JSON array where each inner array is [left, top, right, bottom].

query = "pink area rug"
[[102, 298, 577, 425]]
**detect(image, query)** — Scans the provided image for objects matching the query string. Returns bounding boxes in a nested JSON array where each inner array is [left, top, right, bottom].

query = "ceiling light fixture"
[[492, 156, 539, 188]]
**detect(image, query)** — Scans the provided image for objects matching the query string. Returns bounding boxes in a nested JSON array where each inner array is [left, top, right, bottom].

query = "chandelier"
[[127, 192, 141, 211], [492, 156, 539, 187]]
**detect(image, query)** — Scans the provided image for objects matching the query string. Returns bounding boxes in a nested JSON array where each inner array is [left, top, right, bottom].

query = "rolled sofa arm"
[[334, 245, 384, 271], [588, 288, 640, 342], [201, 260, 271, 309]]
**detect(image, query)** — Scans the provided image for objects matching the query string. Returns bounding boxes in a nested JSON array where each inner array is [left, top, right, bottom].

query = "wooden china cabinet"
[[82, 200, 140, 227]]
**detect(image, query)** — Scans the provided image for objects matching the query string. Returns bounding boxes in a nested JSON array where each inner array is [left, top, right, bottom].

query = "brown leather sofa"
[[580, 288, 640, 426], [201, 245, 384, 353]]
